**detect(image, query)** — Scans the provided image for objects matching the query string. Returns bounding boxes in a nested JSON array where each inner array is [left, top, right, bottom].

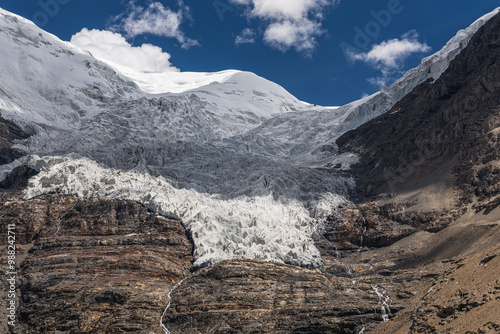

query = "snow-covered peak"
[[0, 6, 317, 139], [78, 50, 312, 122], [0, 8, 140, 132], [107, 63, 240, 94], [419, 6, 500, 81]]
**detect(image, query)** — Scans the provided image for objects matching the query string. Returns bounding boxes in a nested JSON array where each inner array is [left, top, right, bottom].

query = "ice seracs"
[[22, 154, 351, 268]]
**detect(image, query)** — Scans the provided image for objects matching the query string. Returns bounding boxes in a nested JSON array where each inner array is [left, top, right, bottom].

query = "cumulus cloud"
[[235, 28, 256, 45], [110, 1, 199, 49], [70, 28, 179, 73], [263, 18, 322, 52], [348, 30, 431, 87], [230, 0, 338, 54], [350, 31, 431, 69]]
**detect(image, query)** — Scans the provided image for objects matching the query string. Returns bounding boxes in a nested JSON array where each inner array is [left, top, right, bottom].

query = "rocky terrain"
[[1, 7, 500, 334], [0, 186, 192, 333]]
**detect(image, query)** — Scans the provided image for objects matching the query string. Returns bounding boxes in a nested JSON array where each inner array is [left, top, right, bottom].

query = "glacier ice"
[[22, 154, 352, 268]]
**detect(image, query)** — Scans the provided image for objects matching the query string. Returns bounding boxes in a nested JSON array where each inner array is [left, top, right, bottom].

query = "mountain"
[[0, 7, 345, 269], [1, 6, 494, 269], [1, 6, 500, 334]]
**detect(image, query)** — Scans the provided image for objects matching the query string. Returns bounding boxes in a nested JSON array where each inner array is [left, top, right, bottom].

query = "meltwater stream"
[[160, 276, 191, 334], [371, 285, 392, 322]]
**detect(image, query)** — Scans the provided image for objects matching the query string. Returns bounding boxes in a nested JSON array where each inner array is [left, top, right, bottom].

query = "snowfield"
[[1, 7, 498, 267]]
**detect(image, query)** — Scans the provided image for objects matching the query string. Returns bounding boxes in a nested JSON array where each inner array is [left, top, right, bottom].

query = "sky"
[[1, 0, 498, 106]]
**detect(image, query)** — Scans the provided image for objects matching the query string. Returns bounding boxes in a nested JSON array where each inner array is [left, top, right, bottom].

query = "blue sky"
[[2, 0, 498, 106]]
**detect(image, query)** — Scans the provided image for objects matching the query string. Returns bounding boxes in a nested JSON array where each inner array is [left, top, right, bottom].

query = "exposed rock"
[[0, 166, 38, 190], [162, 259, 413, 334], [0, 193, 193, 333], [330, 11, 500, 333], [0, 114, 29, 165]]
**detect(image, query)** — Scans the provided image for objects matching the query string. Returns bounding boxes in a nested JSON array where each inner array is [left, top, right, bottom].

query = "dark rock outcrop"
[[0, 114, 29, 165], [0, 166, 38, 190]]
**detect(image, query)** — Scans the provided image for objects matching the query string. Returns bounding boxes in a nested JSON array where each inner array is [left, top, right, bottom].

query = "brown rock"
[[407, 245, 500, 333], [0, 193, 193, 333], [162, 259, 393, 334]]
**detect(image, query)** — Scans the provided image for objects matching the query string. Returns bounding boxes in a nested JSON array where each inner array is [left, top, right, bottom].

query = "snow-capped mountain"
[[1, 7, 498, 268]]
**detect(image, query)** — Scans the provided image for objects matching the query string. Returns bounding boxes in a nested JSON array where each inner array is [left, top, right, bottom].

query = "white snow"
[[109, 64, 238, 94], [0, 6, 498, 268], [0, 8, 140, 133]]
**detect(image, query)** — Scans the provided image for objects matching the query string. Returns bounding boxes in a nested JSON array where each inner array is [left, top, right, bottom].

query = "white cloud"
[[239, 0, 327, 20], [230, 0, 338, 54], [349, 30, 431, 88], [70, 28, 179, 73], [351, 31, 431, 69], [110, 1, 199, 49], [235, 28, 256, 45], [264, 18, 321, 52]]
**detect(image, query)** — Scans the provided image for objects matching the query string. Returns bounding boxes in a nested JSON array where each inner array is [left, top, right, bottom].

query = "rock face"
[[0, 192, 192, 333], [0, 114, 29, 165], [2, 187, 443, 334], [162, 260, 404, 334], [334, 11, 500, 260], [329, 10, 500, 334], [321, 203, 462, 251]]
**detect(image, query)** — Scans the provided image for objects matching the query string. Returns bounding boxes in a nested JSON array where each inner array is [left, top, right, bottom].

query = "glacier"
[[21, 154, 351, 268], [1, 7, 498, 268]]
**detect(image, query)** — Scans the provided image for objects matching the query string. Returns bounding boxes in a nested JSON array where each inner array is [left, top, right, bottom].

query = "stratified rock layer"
[[0, 193, 192, 333], [161, 259, 440, 334]]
